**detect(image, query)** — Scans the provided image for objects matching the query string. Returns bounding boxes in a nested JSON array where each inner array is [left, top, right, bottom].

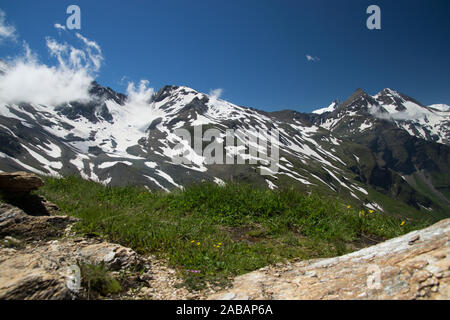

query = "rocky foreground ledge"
[[210, 218, 450, 300], [0, 172, 197, 300], [0, 172, 449, 300]]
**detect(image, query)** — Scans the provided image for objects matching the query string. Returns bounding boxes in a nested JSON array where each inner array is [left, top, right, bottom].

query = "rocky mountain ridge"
[[314, 87, 450, 145]]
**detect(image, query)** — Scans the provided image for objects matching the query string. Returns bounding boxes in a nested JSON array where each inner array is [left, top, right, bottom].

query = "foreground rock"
[[0, 202, 198, 300], [0, 208, 194, 299], [0, 238, 144, 299], [210, 218, 450, 300], [0, 203, 76, 240], [0, 171, 44, 193], [0, 172, 59, 216], [0, 172, 199, 300], [0, 202, 140, 299]]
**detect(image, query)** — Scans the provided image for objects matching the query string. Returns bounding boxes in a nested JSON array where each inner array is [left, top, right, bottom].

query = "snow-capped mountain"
[[312, 100, 339, 115], [314, 88, 450, 145], [311, 87, 450, 218], [0, 84, 351, 191], [0, 82, 449, 220], [428, 104, 450, 112]]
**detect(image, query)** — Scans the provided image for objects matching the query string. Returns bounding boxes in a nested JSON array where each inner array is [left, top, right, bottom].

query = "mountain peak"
[[375, 88, 409, 101], [312, 99, 339, 114], [374, 88, 428, 113], [353, 88, 367, 95], [88, 81, 127, 105], [151, 85, 203, 103], [346, 88, 370, 103], [379, 88, 398, 95], [152, 85, 180, 103], [337, 88, 373, 111]]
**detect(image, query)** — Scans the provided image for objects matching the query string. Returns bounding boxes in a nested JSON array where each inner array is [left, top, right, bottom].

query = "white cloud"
[[75, 33, 103, 72], [208, 88, 223, 104], [0, 9, 17, 42], [121, 80, 156, 133], [209, 88, 223, 98], [54, 23, 66, 31], [126, 80, 155, 106], [370, 106, 428, 121], [119, 75, 129, 86], [0, 31, 104, 106], [76, 33, 101, 52], [0, 9, 153, 111], [306, 54, 320, 62]]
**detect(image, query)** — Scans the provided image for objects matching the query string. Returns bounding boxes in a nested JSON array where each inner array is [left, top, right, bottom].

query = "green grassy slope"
[[38, 176, 430, 290]]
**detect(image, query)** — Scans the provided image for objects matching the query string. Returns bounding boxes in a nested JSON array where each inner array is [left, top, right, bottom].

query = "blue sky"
[[0, 0, 449, 112]]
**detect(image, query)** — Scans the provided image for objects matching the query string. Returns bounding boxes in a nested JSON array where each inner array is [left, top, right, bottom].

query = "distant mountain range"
[[0, 79, 449, 221]]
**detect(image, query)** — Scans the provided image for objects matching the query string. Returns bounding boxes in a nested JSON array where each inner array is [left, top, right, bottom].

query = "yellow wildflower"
[[401, 221, 405, 226], [197, 242, 201, 246], [347, 205, 351, 209], [369, 210, 374, 214]]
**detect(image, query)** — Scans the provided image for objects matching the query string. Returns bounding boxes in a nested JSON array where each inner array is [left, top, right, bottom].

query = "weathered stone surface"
[[0, 171, 44, 193], [209, 218, 450, 300], [0, 199, 147, 300], [78, 243, 142, 271], [0, 200, 201, 300], [0, 171, 60, 216], [0, 203, 76, 240], [0, 238, 145, 299], [0, 249, 73, 300]]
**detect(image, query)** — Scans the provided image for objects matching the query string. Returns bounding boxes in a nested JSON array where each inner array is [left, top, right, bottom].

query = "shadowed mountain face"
[[0, 82, 449, 220], [309, 88, 450, 218]]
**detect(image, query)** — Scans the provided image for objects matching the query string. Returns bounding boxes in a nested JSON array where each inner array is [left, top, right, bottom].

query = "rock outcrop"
[[0, 172, 142, 299], [0, 203, 76, 240], [0, 171, 44, 193], [0, 171, 60, 216], [210, 218, 450, 300], [0, 193, 144, 299], [0, 207, 197, 300], [0, 238, 144, 299], [0, 171, 199, 300]]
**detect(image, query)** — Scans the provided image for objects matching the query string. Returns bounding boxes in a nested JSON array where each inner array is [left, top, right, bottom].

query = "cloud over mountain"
[[0, 21, 103, 106]]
